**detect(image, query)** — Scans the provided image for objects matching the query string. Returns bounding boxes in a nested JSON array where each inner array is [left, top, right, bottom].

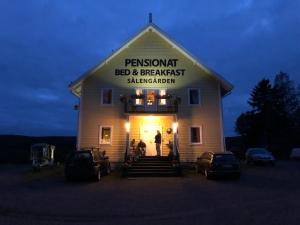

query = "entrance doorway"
[[140, 125, 162, 156]]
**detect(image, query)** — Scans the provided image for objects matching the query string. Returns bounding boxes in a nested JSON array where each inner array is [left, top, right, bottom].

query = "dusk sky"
[[0, 0, 299, 136]]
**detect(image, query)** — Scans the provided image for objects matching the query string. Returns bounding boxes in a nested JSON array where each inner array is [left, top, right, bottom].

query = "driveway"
[[0, 161, 300, 225]]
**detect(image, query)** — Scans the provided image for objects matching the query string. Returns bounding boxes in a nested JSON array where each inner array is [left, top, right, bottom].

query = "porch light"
[[172, 122, 178, 133], [125, 122, 130, 133]]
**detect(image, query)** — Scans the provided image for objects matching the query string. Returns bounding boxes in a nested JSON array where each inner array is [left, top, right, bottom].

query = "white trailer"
[[30, 143, 55, 171]]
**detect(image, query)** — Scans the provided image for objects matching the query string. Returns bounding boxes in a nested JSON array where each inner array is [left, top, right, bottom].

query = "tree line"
[[235, 72, 300, 158]]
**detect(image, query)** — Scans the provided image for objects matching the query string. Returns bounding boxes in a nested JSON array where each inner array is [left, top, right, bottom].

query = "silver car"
[[245, 148, 275, 166], [290, 148, 300, 160]]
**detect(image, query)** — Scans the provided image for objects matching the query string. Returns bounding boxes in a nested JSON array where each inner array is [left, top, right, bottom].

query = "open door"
[[145, 89, 157, 112], [140, 125, 162, 156]]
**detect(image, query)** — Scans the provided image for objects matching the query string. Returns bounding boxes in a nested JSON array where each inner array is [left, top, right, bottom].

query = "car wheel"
[[195, 165, 200, 174], [65, 175, 72, 182], [33, 165, 41, 172], [106, 163, 111, 175], [246, 159, 252, 166], [204, 169, 210, 179], [95, 170, 101, 182], [235, 173, 241, 180]]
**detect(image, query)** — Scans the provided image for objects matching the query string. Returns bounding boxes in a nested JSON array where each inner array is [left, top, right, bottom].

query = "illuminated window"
[[135, 89, 143, 105], [188, 88, 200, 105], [190, 126, 202, 144], [101, 88, 113, 105], [159, 89, 166, 105], [100, 126, 112, 144]]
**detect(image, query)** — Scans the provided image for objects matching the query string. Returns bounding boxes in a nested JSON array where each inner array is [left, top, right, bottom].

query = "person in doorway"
[[137, 139, 146, 156], [155, 130, 162, 156]]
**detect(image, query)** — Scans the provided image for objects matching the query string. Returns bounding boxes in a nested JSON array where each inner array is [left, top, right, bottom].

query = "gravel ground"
[[0, 161, 300, 225]]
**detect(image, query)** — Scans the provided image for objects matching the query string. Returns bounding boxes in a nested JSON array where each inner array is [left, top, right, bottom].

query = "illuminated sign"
[[115, 58, 185, 84]]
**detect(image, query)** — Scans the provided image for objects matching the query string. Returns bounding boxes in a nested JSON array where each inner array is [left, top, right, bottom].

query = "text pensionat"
[[125, 58, 178, 67]]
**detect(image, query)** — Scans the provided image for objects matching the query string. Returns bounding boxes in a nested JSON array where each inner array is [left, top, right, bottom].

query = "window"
[[101, 88, 113, 105], [135, 89, 143, 105], [190, 126, 202, 144], [188, 88, 200, 105], [99, 126, 112, 144], [159, 89, 166, 105]]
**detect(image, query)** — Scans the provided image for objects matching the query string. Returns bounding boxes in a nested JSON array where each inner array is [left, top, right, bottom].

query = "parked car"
[[65, 149, 111, 182], [30, 143, 55, 171], [196, 151, 241, 179], [245, 148, 275, 166], [290, 148, 300, 160]]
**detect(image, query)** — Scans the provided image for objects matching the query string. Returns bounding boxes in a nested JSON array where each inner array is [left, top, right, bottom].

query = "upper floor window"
[[133, 89, 167, 106], [188, 88, 200, 105], [158, 89, 166, 105], [101, 88, 113, 105], [135, 89, 143, 105]]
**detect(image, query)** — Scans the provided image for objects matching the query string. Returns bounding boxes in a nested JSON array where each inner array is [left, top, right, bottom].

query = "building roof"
[[69, 22, 233, 97]]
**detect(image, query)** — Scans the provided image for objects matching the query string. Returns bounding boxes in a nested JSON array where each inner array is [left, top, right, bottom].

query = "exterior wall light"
[[125, 122, 130, 133], [172, 122, 178, 133]]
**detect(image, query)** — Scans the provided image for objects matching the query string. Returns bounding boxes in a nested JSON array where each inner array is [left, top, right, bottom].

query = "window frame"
[[189, 125, 203, 145], [101, 88, 113, 105], [99, 126, 113, 145], [188, 88, 201, 105], [134, 88, 144, 106], [158, 89, 167, 106]]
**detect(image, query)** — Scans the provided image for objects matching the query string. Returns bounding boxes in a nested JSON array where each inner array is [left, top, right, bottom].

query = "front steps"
[[125, 156, 181, 177]]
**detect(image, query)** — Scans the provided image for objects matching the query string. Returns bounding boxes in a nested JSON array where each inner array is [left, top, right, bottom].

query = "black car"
[[65, 149, 111, 182], [196, 151, 241, 179]]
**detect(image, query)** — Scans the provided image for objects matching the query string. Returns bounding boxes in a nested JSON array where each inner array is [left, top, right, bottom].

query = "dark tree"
[[273, 71, 298, 116], [235, 72, 300, 158], [248, 79, 273, 113], [236, 78, 274, 147]]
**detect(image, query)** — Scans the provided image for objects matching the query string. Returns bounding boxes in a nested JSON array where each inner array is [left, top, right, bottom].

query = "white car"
[[290, 148, 300, 160]]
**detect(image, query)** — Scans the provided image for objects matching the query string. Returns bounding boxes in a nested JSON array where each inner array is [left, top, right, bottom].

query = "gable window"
[[99, 126, 112, 144], [190, 126, 202, 144], [101, 88, 113, 105], [188, 88, 200, 105]]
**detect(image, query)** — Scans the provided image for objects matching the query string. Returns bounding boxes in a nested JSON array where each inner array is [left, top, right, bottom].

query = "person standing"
[[155, 130, 162, 156]]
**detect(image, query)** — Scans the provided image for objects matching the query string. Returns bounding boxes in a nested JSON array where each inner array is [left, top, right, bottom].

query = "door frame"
[[139, 124, 162, 156]]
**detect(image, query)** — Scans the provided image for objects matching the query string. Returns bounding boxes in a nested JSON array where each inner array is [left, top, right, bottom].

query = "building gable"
[[69, 23, 233, 97]]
